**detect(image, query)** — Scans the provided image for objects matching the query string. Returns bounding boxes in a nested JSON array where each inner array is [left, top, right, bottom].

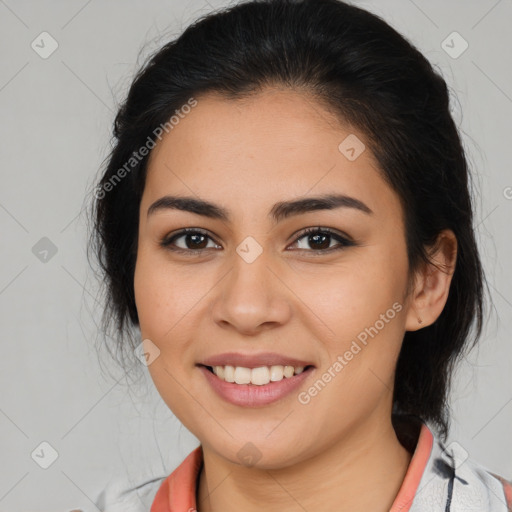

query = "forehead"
[[143, 88, 402, 223]]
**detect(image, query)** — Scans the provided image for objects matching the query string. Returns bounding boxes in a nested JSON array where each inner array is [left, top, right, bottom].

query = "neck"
[[197, 416, 413, 512]]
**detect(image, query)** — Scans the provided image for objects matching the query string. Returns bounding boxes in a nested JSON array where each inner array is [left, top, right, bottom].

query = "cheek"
[[133, 257, 167, 339], [133, 252, 200, 422], [300, 246, 407, 390], [303, 254, 406, 340], [134, 249, 192, 339], [133, 248, 215, 388]]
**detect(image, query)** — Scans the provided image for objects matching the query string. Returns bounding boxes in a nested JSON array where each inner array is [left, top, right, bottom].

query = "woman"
[[90, 0, 512, 510]]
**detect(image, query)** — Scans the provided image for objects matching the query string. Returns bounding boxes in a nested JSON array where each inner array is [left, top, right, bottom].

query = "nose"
[[210, 245, 292, 336]]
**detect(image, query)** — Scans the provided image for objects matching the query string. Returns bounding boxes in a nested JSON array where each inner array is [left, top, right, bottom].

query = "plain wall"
[[0, 0, 511, 510]]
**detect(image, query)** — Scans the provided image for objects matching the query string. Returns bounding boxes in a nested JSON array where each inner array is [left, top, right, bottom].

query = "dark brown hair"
[[89, 0, 489, 440]]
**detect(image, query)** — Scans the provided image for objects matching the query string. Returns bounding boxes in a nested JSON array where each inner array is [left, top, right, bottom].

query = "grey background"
[[0, 0, 511, 510]]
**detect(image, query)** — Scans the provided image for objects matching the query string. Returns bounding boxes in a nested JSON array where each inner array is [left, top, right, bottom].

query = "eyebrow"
[[147, 193, 373, 223]]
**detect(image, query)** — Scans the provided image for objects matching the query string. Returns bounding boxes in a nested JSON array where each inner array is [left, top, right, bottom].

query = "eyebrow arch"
[[147, 193, 373, 223]]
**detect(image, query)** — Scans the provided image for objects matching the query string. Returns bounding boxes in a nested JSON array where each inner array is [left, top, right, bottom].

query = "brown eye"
[[161, 228, 221, 253], [289, 227, 354, 253]]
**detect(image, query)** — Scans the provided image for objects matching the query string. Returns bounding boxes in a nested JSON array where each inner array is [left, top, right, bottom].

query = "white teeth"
[[283, 365, 294, 378], [270, 365, 284, 381], [224, 365, 235, 383], [210, 364, 307, 384], [251, 366, 270, 386], [234, 366, 251, 384], [215, 366, 225, 379]]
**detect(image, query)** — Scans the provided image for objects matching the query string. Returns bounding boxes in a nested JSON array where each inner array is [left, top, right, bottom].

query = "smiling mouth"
[[201, 364, 314, 386]]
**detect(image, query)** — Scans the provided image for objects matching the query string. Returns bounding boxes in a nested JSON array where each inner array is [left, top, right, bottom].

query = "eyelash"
[[160, 226, 355, 255]]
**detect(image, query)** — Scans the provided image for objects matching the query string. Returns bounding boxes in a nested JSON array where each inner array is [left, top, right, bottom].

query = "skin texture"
[[133, 87, 457, 511]]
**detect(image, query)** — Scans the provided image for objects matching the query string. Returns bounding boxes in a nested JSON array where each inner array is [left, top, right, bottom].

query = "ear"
[[405, 229, 457, 331]]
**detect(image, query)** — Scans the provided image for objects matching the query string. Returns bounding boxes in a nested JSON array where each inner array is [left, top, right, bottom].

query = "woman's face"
[[134, 88, 415, 468]]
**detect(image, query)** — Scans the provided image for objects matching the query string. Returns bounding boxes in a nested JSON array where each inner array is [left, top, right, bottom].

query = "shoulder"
[[413, 426, 512, 512], [489, 472, 512, 512], [93, 474, 166, 512], [91, 447, 202, 512]]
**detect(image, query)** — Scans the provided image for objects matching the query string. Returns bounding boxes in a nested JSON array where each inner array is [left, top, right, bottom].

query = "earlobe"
[[405, 229, 457, 332]]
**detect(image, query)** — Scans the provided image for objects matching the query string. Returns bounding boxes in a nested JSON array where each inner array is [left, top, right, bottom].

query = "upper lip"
[[199, 352, 314, 369]]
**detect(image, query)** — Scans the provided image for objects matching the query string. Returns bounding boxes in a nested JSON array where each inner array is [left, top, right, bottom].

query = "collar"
[[150, 422, 511, 512]]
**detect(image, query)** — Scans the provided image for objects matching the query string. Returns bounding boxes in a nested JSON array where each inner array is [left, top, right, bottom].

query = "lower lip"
[[198, 365, 314, 407]]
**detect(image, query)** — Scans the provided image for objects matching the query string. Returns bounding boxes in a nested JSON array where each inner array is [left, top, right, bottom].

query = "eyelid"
[[289, 226, 353, 244]]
